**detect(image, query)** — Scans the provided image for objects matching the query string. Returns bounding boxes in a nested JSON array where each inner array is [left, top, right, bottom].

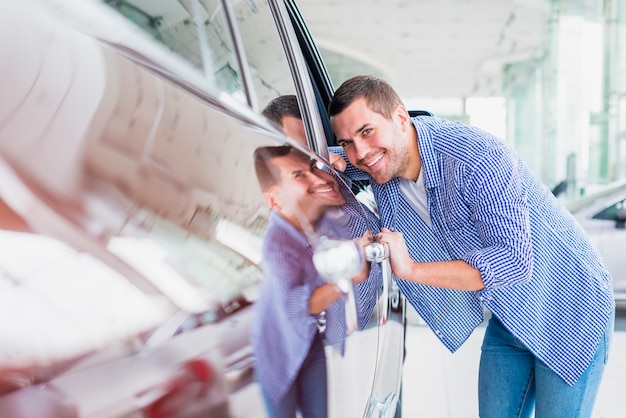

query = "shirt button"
[[434, 330, 443, 337]]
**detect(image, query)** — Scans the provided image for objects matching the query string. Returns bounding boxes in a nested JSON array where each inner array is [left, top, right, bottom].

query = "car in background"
[[0, 0, 405, 417], [568, 179, 626, 304]]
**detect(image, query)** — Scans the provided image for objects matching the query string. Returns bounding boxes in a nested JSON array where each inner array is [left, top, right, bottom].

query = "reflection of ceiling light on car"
[[107, 237, 212, 313], [215, 219, 262, 264], [0, 230, 164, 368]]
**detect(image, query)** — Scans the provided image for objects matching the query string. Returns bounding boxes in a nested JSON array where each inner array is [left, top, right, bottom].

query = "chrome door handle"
[[365, 243, 391, 324], [313, 238, 362, 334]]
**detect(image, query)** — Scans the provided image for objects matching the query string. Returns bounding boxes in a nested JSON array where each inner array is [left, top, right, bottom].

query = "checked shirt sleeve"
[[460, 145, 533, 290], [262, 231, 320, 336]]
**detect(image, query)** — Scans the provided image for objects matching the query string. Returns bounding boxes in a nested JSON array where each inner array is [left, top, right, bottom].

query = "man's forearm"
[[309, 283, 343, 314], [402, 259, 485, 291]]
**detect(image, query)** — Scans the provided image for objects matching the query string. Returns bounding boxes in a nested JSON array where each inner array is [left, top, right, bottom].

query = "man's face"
[[331, 97, 410, 184], [268, 153, 346, 223], [281, 115, 308, 148]]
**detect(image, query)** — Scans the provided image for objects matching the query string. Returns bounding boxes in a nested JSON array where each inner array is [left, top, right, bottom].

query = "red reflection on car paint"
[[145, 359, 214, 418]]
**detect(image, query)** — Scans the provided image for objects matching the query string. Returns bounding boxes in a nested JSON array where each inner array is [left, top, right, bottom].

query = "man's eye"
[[362, 128, 372, 136], [337, 140, 351, 148]]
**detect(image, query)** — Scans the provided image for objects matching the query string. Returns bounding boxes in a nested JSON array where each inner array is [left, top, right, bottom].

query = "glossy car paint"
[[0, 0, 405, 417]]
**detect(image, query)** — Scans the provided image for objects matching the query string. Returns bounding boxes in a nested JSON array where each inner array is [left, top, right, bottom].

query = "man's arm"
[[376, 227, 485, 291], [309, 283, 343, 314], [377, 141, 532, 291]]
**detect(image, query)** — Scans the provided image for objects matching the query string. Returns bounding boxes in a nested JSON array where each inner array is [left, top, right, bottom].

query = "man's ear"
[[264, 185, 281, 211], [394, 104, 411, 131]]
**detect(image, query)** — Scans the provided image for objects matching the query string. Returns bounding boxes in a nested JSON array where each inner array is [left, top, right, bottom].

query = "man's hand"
[[330, 152, 346, 171], [376, 228, 486, 290], [351, 230, 374, 284], [375, 228, 414, 280]]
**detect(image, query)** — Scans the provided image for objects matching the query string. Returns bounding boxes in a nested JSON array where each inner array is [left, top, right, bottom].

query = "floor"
[[229, 309, 626, 417], [402, 310, 626, 417]]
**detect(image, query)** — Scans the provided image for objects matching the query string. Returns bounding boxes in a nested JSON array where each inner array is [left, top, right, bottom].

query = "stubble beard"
[[370, 129, 410, 184]]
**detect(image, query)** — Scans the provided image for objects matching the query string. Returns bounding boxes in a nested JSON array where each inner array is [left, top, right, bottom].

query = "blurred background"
[[295, 2, 626, 415], [1, 0, 624, 416], [298, 0, 626, 200]]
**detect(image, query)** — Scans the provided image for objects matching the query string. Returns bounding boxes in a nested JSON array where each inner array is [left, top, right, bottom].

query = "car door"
[[0, 0, 403, 417], [277, 2, 406, 415], [0, 1, 280, 415], [229, 1, 404, 415]]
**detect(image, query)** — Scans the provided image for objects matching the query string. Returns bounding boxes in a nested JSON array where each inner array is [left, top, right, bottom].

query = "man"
[[261, 94, 381, 306], [328, 75, 615, 417], [251, 145, 376, 418], [263, 94, 377, 215], [262, 95, 308, 148]]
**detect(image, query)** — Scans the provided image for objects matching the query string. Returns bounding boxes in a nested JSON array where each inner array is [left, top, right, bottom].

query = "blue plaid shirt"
[[340, 115, 614, 385], [251, 198, 380, 403]]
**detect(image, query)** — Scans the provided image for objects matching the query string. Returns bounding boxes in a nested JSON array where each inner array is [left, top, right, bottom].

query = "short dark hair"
[[329, 75, 403, 119], [253, 145, 310, 192], [262, 95, 302, 129]]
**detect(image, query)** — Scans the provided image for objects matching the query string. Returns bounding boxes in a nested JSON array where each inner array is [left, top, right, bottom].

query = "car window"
[[592, 198, 626, 220], [106, 0, 249, 104], [106, 0, 300, 122], [228, 0, 299, 111]]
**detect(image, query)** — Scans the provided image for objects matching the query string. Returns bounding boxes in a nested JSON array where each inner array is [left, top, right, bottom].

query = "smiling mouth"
[[311, 183, 339, 195], [362, 152, 384, 168]]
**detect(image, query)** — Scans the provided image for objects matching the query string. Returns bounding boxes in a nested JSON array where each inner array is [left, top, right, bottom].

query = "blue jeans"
[[261, 333, 328, 418], [478, 310, 614, 418]]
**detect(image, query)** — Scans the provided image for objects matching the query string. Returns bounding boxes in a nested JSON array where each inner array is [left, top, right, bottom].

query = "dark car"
[[0, 0, 405, 417]]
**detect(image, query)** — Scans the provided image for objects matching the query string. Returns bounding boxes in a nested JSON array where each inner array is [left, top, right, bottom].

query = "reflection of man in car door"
[[262, 94, 381, 316], [262, 95, 309, 148], [251, 145, 374, 418]]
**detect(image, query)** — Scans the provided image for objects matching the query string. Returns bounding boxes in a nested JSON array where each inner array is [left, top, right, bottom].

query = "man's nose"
[[353, 138, 369, 161]]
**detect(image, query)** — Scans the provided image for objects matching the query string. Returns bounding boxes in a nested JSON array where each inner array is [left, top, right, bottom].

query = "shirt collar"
[[411, 117, 441, 190]]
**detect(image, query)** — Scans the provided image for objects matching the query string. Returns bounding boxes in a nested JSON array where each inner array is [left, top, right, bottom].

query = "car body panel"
[[0, 0, 405, 416]]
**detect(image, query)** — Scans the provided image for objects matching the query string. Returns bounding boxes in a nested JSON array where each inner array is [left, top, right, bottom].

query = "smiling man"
[[329, 75, 615, 418], [251, 145, 375, 418]]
